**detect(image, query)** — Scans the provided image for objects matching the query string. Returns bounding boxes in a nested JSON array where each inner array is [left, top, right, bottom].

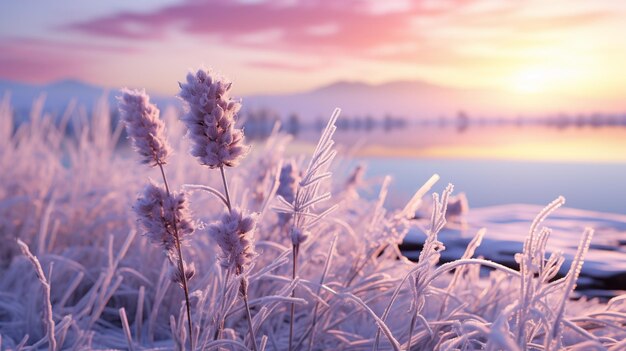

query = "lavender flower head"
[[118, 89, 171, 166], [207, 207, 257, 273], [134, 182, 195, 254], [179, 69, 249, 168]]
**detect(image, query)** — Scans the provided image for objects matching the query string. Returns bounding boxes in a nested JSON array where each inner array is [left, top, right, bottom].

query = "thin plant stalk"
[[306, 234, 337, 351], [220, 166, 232, 212], [346, 243, 388, 287], [288, 186, 302, 351], [406, 312, 417, 351], [217, 165, 257, 351], [158, 163, 194, 351], [215, 165, 232, 340], [240, 275, 259, 351], [17, 240, 56, 351], [216, 268, 232, 340], [289, 243, 298, 351]]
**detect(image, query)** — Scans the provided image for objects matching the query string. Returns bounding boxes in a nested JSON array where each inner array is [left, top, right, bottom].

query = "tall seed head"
[[134, 182, 195, 254], [118, 89, 171, 166], [207, 207, 257, 273], [179, 69, 249, 168]]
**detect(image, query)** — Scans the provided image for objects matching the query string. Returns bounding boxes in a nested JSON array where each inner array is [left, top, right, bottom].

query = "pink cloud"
[[8, 37, 137, 54], [0, 41, 84, 83], [60, 0, 618, 73], [0, 38, 134, 83], [245, 60, 328, 72], [65, 0, 466, 57]]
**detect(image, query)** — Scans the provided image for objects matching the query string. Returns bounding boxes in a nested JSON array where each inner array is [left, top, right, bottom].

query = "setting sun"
[[512, 69, 549, 94], [510, 66, 577, 94]]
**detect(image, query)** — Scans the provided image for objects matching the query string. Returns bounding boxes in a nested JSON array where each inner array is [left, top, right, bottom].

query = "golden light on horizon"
[[348, 126, 626, 163]]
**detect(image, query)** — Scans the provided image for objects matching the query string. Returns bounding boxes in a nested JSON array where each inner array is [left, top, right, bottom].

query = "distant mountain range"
[[244, 80, 502, 119], [1, 78, 622, 121], [0, 79, 180, 120]]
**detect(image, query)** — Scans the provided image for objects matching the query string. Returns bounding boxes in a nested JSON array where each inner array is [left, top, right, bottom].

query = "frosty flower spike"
[[134, 182, 194, 255], [179, 68, 249, 169], [180, 69, 258, 350], [119, 89, 195, 350], [207, 206, 260, 351], [208, 207, 258, 274], [118, 89, 171, 166]]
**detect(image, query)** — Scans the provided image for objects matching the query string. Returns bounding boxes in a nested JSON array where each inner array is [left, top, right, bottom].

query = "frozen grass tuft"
[[1, 69, 625, 350]]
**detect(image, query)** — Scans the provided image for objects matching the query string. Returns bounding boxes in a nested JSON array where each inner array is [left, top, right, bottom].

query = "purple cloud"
[[64, 0, 614, 70], [245, 60, 329, 72], [0, 40, 87, 82], [0, 38, 135, 83], [65, 0, 464, 57]]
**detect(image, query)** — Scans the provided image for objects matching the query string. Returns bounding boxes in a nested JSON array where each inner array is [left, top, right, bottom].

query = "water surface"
[[354, 157, 626, 214]]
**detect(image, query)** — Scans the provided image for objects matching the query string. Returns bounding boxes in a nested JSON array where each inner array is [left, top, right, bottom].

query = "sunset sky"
[[1, 0, 625, 103]]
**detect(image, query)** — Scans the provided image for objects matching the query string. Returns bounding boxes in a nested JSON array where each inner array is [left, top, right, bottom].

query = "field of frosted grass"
[[1, 84, 626, 351]]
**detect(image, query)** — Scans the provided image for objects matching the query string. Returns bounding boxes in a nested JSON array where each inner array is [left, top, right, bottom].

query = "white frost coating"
[[1, 80, 625, 351]]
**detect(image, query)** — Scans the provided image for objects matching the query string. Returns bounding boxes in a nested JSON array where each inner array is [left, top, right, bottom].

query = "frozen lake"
[[355, 157, 626, 215], [284, 123, 626, 214]]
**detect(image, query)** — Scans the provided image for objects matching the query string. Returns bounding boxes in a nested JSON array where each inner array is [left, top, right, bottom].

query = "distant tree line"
[[241, 108, 409, 140]]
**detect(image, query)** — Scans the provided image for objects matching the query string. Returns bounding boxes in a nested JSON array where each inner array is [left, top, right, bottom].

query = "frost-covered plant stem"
[[239, 275, 258, 351], [212, 165, 231, 339], [346, 243, 388, 287], [17, 240, 56, 351], [407, 312, 417, 351], [304, 235, 337, 351], [279, 111, 339, 351], [545, 228, 594, 350], [215, 166, 257, 351], [216, 268, 231, 337], [287, 184, 303, 351], [158, 163, 194, 351], [215, 268, 231, 340], [220, 166, 232, 212], [516, 196, 565, 349], [289, 242, 299, 351]]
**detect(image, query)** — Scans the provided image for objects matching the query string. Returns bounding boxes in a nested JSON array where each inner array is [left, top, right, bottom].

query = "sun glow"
[[512, 69, 547, 94], [510, 66, 578, 95], [512, 68, 557, 94]]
